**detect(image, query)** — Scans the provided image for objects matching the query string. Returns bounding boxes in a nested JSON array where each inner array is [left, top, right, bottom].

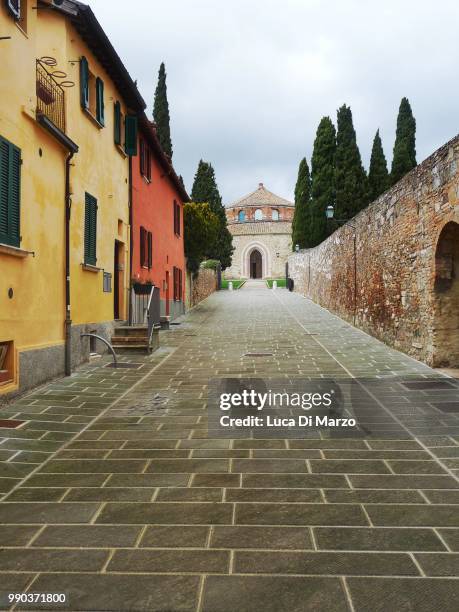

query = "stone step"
[[112, 343, 150, 350], [112, 335, 149, 343], [113, 326, 148, 338]]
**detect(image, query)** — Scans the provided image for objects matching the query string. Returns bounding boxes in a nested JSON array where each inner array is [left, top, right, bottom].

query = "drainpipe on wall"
[[65, 151, 74, 376], [128, 154, 133, 325]]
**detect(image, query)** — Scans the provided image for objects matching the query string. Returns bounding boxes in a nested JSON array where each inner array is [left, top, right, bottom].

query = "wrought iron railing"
[[36, 60, 66, 133]]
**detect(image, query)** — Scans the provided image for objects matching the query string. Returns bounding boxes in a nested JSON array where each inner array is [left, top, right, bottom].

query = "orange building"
[[130, 115, 189, 320]]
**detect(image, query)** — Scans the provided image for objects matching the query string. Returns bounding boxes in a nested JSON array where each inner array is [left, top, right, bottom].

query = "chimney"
[[259, 182, 264, 188]]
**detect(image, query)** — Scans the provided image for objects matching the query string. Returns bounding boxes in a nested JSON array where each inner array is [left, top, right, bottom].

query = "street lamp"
[[325, 205, 334, 220], [295, 244, 300, 253]]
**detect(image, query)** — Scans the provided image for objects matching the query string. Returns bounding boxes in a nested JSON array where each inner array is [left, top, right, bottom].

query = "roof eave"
[[48, 0, 146, 112], [139, 114, 190, 203]]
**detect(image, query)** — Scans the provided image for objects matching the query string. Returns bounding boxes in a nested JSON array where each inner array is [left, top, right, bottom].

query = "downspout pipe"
[[128, 153, 133, 324], [65, 151, 74, 376]]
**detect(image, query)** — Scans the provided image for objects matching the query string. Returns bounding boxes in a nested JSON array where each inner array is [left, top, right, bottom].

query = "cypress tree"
[[191, 160, 233, 269], [391, 97, 416, 185], [309, 116, 336, 246], [291, 158, 312, 249], [368, 129, 389, 201], [153, 62, 173, 158], [335, 104, 369, 219]]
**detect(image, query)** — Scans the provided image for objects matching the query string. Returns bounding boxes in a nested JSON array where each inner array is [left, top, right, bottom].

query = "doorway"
[[114, 241, 124, 320], [165, 270, 170, 316], [250, 249, 262, 278], [433, 221, 459, 367]]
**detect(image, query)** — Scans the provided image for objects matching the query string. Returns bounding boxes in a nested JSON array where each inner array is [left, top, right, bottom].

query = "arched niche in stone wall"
[[432, 221, 459, 367]]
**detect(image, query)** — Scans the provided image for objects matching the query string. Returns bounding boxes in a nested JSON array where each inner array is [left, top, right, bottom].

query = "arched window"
[[272, 209, 279, 221], [254, 209, 263, 221], [238, 210, 245, 222]]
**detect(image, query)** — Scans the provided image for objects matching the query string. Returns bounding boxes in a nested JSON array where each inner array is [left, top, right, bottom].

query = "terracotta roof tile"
[[226, 183, 294, 209]]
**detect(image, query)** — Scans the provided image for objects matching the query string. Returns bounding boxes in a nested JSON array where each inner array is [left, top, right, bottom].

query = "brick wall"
[[288, 134, 459, 367], [185, 267, 217, 309]]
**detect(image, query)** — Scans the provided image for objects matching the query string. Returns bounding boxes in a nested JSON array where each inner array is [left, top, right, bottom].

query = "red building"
[[130, 115, 189, 320]]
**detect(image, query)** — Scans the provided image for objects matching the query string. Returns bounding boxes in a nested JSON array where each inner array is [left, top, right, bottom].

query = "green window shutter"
[[84, 192, 97, 266], [140, 226, 145, 267], [147, 232, 152, 268], [124, 115, 138, 156], [0, 135, 21, 248], [96, 77, 105, 126], [80, 56, 89, 110], [114, 101, 121, 145]]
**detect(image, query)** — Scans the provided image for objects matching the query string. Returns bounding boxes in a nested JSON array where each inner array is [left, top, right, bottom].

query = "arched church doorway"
[[250, 249, 262, 278], [433, 221, 459, 367]]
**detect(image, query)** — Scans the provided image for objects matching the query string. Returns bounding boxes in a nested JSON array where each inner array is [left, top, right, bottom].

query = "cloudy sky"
[[91, 0, 459, 204]]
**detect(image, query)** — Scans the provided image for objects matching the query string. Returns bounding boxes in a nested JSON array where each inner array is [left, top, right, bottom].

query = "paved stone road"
[[1, 283, 459, 611]]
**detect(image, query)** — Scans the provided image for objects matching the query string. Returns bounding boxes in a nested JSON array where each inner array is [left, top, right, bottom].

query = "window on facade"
[[254, 209, 263, 221], [0, 135, 21, 248], [272, 209, 279, 220], [173, 266, 183, 301], [173, 200, 181, 236], [124, 116, 138, 156], [140, 226, 152, 269], [84, 192, 98, 266], [139, 139, 152, 181], [12, 0, 28, 33], [80, 56, 105, 126], [238, 210, 245, 222], [5, 0, 20, 21], [114, 101, 123, 146]]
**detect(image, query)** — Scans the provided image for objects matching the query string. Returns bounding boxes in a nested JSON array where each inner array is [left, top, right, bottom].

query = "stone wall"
[[185, 267, 217, 309], [288, 134, 459, 367]]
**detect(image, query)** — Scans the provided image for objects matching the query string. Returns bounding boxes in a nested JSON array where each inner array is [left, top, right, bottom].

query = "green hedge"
[[200, 259, 220, 270], [221, 279, 246, 290], [266, 278, 287, 288]]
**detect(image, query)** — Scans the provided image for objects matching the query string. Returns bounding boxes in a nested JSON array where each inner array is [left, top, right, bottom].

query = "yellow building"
[[0, 0, 145, 396]]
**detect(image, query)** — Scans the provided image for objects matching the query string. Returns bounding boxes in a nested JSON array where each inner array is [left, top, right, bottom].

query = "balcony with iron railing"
[[35, 59, 78, 152], [36, 59, 66, 133]]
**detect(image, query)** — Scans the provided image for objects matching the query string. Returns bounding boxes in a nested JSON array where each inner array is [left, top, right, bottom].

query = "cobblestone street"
[[1, 283, 459, 611]]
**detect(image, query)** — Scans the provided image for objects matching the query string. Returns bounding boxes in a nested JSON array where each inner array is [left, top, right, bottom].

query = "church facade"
[[224, 183, 294, 279]]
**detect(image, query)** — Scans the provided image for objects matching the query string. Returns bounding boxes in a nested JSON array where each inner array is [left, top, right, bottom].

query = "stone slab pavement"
[[0, 283, 459, 611]]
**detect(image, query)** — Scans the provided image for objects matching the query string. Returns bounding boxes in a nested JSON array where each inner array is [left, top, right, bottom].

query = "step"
[[112, 343, 150, 350], [113, 326, 148, 338], [111, 335, 149, 343], [112, 345, 152, 355]]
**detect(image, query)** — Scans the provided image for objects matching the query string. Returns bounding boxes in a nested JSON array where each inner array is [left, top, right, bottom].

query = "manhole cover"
[[402, 380, 456, 390], [171, 322, 181, 326], [105, 363, 143, 369], [243, 352, 273, 357], [0, 419, 25, 428]]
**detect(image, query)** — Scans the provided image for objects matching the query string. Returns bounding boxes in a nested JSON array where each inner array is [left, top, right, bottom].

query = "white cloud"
[[90, 0, 459, 202]]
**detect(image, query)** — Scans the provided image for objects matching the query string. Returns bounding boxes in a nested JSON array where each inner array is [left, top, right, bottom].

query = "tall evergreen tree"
[[191, 160, 233, 269], [368, 129, 389, 201], [391, 97, 416, 185], [309, 116, 336, 246], [291, 158, 312, 249], [335, 104, 369, 219], [153, 62, 173, 158]]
